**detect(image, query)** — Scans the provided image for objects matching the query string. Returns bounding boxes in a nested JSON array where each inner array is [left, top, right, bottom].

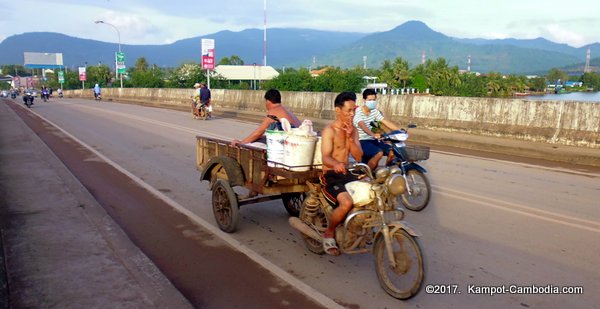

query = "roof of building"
[[214, 65, 279, 80]]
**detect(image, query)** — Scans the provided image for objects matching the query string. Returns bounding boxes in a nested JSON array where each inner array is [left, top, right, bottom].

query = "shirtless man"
[[231, 89, 301, 146], [320, 91, 363, 255]]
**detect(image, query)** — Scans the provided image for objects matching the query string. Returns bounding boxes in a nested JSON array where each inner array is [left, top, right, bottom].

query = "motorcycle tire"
[[281, 193, 305, 217], [199, 107, 208, 120], [373, 229, 425, 300], [400, 170, 431, 212]]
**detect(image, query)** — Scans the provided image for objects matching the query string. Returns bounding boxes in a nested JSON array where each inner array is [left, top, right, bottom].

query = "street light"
[[94, 20, 123, 88]]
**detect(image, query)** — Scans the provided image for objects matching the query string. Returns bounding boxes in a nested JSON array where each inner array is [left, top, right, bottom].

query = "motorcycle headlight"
[[389, 165, 401, 175], [385, 174, 406, 196], [374, 167, 390, 183]]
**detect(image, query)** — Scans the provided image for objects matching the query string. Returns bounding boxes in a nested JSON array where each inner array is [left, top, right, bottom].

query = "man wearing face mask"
[[352, 88, 401, 170]]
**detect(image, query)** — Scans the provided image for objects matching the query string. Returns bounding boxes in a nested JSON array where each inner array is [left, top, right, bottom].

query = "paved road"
[[3, 97, 599, 308]]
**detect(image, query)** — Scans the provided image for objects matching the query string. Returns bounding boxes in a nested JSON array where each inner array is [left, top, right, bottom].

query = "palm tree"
[[392, 57, 410, 89]]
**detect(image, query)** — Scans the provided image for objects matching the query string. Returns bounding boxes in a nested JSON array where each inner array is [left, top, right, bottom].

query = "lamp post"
[[94, 20, 123, 88]]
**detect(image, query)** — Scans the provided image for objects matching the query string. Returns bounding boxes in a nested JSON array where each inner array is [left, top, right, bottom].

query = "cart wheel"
[[212, 179, 239, 233], [281, 193, 305, 217]]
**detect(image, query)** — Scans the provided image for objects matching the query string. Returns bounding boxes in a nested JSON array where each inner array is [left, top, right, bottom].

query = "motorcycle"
[[380, 125, 432, 211], [41, 89, 49, 102], [289, 163, 425, 299], [22, 91, 34, 108], [191, 97, 208, 120]]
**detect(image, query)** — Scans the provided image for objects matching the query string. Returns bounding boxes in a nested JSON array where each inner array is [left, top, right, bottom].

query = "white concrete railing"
[[66, 88, 600, 148]]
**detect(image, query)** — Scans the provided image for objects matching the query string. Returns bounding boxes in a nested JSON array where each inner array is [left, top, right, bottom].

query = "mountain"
[[0, 21, 597, 74], [0, 29, 365, 70], [316, 21, 585, 73], [454, 37, 581, 58]]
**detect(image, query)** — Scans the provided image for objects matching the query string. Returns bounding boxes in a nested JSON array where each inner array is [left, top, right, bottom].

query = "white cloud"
[[0, 0, 599, 46], [543, 25, 587, 47]]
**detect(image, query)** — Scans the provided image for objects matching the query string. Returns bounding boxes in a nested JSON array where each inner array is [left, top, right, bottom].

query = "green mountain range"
[[1, 21, 597, 74]]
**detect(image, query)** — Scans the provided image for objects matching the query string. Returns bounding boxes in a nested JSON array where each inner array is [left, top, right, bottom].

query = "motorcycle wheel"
[[373, 229, 425, 300], [400, 170, 431, 211], [281, 193, 304, 217], [199, 107, 208, 120], [298, 195, 326, 254]]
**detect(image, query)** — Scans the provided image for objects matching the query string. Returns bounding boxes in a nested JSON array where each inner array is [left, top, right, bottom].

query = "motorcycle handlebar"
[[348, 162, 374, 180]]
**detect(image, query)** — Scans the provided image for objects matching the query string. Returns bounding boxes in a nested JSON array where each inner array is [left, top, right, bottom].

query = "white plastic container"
[[312, 137, 322, 166], [283, 134, 317, 171], [266, 130, 287, 167]]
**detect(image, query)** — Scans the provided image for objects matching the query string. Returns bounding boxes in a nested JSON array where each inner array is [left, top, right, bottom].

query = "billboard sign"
[[12, 76, 21, 88], [24, 52, 64, 68], [201, 38, 215, 70], [78, 67, 87, 81]]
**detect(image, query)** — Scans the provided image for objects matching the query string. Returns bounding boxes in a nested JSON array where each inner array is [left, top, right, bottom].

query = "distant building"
[[214, 65, 279, 81], [310, 67, 329, 77], [564, 81, 583, 87]]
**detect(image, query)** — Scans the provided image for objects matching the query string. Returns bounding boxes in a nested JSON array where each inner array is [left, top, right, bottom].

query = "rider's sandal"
[[323, 237, 340, 256]]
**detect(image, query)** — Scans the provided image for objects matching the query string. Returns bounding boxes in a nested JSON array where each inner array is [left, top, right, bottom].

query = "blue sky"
[[1, 0, 598, 47]]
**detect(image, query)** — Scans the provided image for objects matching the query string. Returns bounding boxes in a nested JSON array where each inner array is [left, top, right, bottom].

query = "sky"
[[1, 0, 599, 48]]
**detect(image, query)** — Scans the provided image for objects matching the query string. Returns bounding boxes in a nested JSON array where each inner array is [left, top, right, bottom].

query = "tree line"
[[2, 55, 599, 96]]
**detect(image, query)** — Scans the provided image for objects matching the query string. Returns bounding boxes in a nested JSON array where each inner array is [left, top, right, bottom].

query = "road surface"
[[9, 98, 599, 308]]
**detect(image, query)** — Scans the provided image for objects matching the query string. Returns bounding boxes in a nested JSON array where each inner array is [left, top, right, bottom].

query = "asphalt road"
[[9, 97, 600, 308]]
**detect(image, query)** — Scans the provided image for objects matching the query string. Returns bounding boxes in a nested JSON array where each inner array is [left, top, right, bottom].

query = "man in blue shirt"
[[199, 83, 212, 118]]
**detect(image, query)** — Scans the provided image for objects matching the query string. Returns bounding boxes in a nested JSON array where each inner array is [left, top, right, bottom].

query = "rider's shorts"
[[360, 139, 391, 164], [319, 170, 358, 208]]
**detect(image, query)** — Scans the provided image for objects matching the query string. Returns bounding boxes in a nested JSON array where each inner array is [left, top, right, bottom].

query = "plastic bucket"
[[312, 137, 322, 166], [266, 130, 287, 167], [284, 134, 317, 171]]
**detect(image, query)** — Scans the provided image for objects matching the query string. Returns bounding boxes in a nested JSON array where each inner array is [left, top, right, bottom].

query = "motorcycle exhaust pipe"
[[289, 217, 322, 242]]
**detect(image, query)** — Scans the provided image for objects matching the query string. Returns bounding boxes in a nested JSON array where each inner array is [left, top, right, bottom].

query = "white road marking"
[[433, 185, 600, 234], [432, 149, 599, 177]]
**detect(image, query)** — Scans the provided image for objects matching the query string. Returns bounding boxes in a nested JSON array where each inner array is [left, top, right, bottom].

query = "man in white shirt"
[[352, 89, 400, 170]]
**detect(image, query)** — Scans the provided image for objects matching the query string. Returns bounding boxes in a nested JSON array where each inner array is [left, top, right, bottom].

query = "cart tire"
[[281, 193, 305, 217], [212, 179, 239, 233]]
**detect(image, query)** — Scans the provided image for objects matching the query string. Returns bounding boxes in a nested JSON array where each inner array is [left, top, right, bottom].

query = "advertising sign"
[[24, 52, 64, 68], [201, 38, 215, 70], [78, 67, 87, 81], [116, 52, 126, 74], [58, 71, 65, 84]]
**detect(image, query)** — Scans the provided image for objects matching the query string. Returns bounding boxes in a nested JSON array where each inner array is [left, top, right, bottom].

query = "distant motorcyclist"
[[41, 87, 49, 102], [22, 90, 34, 107], [57, 88, 63, 98], [199, 83, 212, 118], [191, 83, 201, 118], [93, 84, 101, 100]]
